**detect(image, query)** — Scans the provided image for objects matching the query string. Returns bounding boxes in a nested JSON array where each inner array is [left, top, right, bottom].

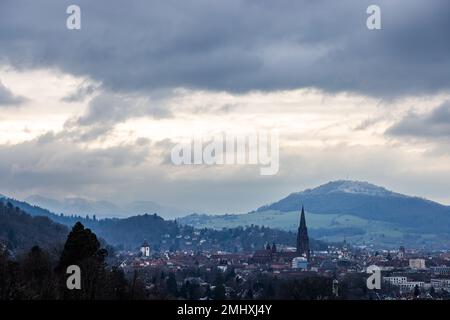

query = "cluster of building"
[[116, 206, 450, 299], [382, 257, 450, 295]]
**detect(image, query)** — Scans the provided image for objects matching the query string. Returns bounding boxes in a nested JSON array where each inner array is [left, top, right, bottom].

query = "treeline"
[[0, 222, 145, 300], [50, 213, 299, 251], [133, 267, 348, 300], [54, 214, 329, 252], [133, 266, 378, 300]]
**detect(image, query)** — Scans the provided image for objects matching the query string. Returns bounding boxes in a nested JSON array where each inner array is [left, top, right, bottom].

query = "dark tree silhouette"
[[21, 246, 56, 299], [57, 222, 103, 272], [212, 284, 226, 300], [414, 285, 420, 298], [166, 272, 178, 297]]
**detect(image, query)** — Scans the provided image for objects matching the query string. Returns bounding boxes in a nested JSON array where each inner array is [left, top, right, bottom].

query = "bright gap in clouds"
[[0, 67, 91, 144], [2, 66, 448, 149]]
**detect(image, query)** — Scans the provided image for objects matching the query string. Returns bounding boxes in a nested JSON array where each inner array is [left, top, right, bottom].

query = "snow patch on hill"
[[300, 180, 404, 197]]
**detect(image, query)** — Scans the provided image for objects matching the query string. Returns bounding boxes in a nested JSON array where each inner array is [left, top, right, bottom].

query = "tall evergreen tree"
[[57, 222, 104, 272]]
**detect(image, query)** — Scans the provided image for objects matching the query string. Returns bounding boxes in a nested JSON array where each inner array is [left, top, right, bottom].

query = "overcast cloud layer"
[[1, 0, 450, 97], [0, 1, 449, 215]]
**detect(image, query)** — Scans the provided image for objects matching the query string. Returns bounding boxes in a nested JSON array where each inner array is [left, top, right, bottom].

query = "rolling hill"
[[179, 180, 450, 248], [4, 180, 450, 249], [256, 180, 450, 233]]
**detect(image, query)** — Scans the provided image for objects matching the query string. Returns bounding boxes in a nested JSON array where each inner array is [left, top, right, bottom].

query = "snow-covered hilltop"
[[300, 180, 402, 197]]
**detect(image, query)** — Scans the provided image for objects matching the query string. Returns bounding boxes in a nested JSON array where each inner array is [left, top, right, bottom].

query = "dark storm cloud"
[[0, 80, 25, 106], [387, 101, 450, 138], [0, 0, 449, 97]]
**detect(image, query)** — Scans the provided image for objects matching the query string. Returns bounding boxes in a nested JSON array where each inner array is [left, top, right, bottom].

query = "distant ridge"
[[3, 180, 450, 248], [255, 180, 450, 232], [257, 180, 408, 212], [297, 180, 402, 197], [24, 195, 186, 219], [179, 180, 450, 248], [1, 194, 320, 252]]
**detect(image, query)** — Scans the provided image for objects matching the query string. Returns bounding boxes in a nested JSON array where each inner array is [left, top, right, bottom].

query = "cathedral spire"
[[300, 205, 306, 227], [297, 204, 310, 261]]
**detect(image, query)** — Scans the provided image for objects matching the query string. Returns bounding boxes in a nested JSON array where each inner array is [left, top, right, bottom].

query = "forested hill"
[[0, 201, 68, 252], [0, 196, 329, 253], [61, 213, 328, 253], [0, 196, 64, 222]]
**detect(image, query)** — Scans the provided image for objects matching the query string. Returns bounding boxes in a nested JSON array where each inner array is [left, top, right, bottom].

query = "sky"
[[0, 0, 449, 215]]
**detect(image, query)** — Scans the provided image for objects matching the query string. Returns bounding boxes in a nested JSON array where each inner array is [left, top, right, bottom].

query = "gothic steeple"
[[300, 205, 306, 228], [297, 205, 310, 261]]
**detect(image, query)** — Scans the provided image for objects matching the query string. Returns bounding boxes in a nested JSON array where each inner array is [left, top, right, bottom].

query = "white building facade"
[[409, 258, 426, 269]]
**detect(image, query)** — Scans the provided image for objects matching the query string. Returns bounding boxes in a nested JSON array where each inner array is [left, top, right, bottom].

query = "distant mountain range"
[[24, 195, 186, 219], [179, 180, 450, 249], [3, 180, 450, 249], [1, 195, 320, 252]]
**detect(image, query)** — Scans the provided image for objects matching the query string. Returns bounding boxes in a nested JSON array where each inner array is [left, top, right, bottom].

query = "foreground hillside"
[[0, 201, 68, 252]]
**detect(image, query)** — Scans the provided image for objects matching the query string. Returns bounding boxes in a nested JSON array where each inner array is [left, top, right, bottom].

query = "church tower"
[[140, 240, 150, 257], [297, 205, 310, 261]]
